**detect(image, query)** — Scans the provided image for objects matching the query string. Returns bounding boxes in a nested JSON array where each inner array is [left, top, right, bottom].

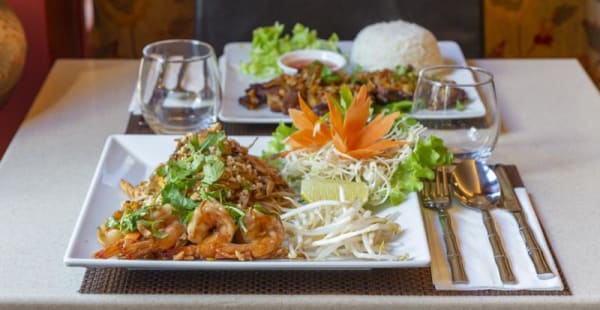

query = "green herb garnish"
[[253, 203, 278, 216], [137, 220, 169, 239], [373, 100, 414, 116], [112, 204, 152, 234], [262, 122, 297, 168], [202, 155, 225, 184], [455, 100, 466, 111], [339, 84, 353, 112], [158, 133, 228, 222], [224, 204, 247, 232], [320, 64, 342, 85]]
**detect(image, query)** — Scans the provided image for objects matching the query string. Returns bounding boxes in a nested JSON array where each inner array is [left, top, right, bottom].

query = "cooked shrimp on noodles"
[[216, 207, 286, 260], [185, 201, 236, 259], [94, 124, 293, 261]]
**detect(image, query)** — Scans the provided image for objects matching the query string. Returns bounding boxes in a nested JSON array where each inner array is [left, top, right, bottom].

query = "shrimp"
[[154, 219, 185, 250], [94, 219, 184, 259], [186, 201, 236, 258], [215, 208, 285, 260], [94, 232, 141, 259]]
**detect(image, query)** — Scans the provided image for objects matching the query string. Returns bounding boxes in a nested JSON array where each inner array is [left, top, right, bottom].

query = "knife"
[[494, 165, 555, 280]]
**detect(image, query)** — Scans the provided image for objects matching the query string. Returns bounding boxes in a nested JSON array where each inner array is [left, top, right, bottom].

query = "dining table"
[[0, 58, 599, 309]]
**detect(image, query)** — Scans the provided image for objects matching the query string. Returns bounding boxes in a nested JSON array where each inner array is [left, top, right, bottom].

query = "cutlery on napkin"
[[495, 165, 555, 279], [424, 182, 564, 290]]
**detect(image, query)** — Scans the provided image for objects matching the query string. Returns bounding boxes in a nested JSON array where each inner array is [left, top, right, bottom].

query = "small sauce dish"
[[277, 49, 346, 74]]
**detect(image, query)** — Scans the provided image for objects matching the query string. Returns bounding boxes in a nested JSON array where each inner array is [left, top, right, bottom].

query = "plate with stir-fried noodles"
[[64, 128, 431, 270]]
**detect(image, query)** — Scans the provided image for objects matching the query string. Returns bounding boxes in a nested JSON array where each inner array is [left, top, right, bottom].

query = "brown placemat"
[[80, 267, 569, 295], [125, 115, 279, 136], [79, 115, 571, 295]]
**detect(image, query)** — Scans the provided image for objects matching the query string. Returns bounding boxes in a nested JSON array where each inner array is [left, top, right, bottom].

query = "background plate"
[[219, 41, 482, 123], [64, 135, 431, 270]]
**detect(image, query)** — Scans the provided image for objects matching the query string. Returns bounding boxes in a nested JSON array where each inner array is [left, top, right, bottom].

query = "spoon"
[[452, 159, 516, 284]]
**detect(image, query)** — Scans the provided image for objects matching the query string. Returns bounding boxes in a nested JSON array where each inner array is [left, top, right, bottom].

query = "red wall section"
[[1, 0, 52, 159]]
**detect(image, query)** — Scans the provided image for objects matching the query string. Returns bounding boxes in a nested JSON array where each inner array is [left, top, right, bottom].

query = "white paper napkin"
[[129, 56, 226, 115], [424, 188, 564, 290]]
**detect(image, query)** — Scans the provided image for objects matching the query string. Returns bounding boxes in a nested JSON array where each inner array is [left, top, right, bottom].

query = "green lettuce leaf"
[[262, 122, 297, 157], [241, 22, 339, 77], [389, 135, 453, 204]]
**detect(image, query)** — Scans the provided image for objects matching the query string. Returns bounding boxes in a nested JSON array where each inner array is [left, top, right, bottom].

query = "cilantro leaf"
[[137, 220, 169, 239], [156, 164, 168, 177], [186, 133, 201, 152], [161, 183, 198, 211], [114, 204, 151, 234], [253, 203, 278, 216], [224, 204, 247, 232], [198, 131, 226, 153], [455, 100, 466, 111], [106, 216, 119, 229], [202, 156, 225, 184]]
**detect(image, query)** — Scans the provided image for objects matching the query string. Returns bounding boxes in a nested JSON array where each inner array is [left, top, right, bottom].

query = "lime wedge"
[[300, 178, 369, 203]]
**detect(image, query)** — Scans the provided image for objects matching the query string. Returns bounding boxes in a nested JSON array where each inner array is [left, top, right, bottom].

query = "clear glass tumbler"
[[411, 65, 500, 162], [137, 39, 221, 134]]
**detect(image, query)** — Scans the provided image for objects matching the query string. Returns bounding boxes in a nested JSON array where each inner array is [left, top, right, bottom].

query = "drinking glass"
[[137, 39, 221, 134], [411, 65, 500, 162]]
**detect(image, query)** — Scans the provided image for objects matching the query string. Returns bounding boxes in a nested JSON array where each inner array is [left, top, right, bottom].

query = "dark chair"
[[194, 0, 483, 57]]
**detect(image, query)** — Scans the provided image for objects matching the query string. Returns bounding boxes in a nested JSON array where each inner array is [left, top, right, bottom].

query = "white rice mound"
[[351, 20, 444, 71]]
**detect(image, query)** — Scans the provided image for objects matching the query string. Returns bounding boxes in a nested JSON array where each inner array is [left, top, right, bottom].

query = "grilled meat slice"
[[238, 63, 422, 115]]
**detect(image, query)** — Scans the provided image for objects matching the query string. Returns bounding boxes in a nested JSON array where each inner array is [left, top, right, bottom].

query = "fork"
[[421, 166, 469, 284]]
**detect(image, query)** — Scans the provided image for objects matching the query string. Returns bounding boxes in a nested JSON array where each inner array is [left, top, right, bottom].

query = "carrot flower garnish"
[[286, 95, 331, 150], [327, 86, 406, 159], [286, 85, 407, 159]]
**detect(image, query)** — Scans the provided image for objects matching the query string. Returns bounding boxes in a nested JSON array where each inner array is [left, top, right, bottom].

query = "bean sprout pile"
[[277, 117, 426, 260], [281, 198, 406, 260]]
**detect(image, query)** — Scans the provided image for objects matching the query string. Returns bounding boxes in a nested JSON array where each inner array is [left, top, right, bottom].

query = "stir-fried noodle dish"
[[95, 124, 295, 260], [95, 85, 452, 261]]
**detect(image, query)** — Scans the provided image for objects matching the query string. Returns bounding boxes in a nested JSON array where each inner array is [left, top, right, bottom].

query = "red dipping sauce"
[[285, 59, 337, 70], [278, 49, 346, 74]]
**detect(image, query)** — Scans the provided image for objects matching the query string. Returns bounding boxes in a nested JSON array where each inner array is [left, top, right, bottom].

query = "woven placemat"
[[80, 267, 569, 295], [79, 115, 571, 295], [125, 115, 279, 136]]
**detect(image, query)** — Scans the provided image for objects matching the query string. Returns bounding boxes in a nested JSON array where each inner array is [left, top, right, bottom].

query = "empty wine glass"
[[137, 39, 221, 134], [411, 65, 500, 162]]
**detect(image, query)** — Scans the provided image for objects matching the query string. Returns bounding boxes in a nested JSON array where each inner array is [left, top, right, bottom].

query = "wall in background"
[[0, 0, 51, 159], [85, 0, 194, 58], [0, 0, 83, 159], [2, 0, 598, 159], [484, 0, 599, 88], [584, 0, 600, 88]]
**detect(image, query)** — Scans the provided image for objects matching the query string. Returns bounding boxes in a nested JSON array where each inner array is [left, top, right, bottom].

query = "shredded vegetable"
[[279, 116, 425, 206], [281, 196, 406, 261]]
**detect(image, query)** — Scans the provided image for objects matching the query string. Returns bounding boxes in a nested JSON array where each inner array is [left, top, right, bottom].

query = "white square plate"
[[219, 41, 484, 123], [64, 135, 431, 270]]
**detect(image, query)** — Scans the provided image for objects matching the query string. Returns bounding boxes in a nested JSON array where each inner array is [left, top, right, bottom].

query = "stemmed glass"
[[137, 39, 221, 134], [411, 65, 500, 162]]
